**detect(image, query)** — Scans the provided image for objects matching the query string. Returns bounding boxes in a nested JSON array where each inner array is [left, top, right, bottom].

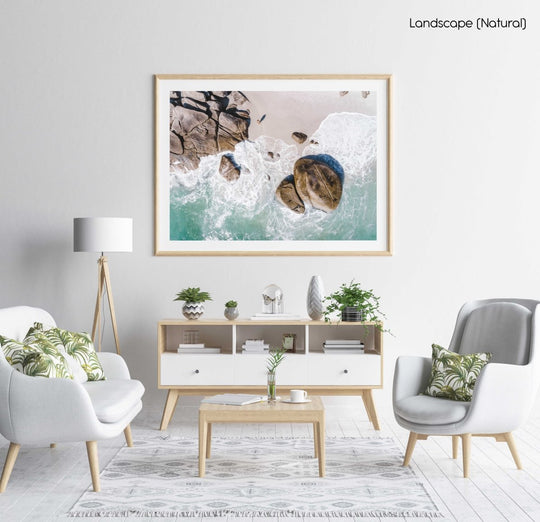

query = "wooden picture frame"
[[282, 333, 297, 353], [155, 74, 392, 256]]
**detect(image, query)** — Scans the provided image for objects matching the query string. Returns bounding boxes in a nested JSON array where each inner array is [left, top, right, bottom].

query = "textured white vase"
[[307, 275, 325, 321], [182, 302, 205, 320]]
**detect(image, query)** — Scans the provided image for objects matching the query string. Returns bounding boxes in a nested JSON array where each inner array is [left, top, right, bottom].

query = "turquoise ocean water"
[[170, 112, 377, 242]]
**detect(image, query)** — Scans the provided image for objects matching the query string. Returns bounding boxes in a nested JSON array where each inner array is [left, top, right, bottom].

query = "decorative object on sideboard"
[[73, 217, 133, 354], [323, 280, 386, 329], [262, 284, 283, 314], [306, 275, 325, 320], [266, 348, 286, 401], [154, 74, 393, 257], [282, 333, 297, 353], [174, 288, 212, 320], [224, 300, 239, 320]]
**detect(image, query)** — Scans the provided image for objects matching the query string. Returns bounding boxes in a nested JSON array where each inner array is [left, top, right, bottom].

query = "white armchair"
[[0, 306, 145, 492], [393, 299, 540, 477]]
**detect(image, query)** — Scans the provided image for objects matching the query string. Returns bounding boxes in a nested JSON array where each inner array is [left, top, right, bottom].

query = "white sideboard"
[[158, 319, 383, 430]]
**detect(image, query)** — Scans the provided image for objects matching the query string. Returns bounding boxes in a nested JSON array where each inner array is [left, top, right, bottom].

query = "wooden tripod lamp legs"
[[91, 255, 121, 355]]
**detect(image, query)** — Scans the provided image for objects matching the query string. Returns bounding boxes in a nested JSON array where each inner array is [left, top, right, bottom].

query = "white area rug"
[[69, 435, 442, 517]]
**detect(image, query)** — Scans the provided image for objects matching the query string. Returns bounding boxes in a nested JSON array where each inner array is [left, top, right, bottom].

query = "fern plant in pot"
[[174, 287, 212, 320], [323, 280, 386, 328]]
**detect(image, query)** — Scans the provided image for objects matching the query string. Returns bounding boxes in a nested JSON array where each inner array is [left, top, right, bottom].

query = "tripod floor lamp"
[[73, 217, 133, 354]]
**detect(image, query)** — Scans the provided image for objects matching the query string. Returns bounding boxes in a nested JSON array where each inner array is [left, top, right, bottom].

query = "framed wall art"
[[155, 74, 392, 256]]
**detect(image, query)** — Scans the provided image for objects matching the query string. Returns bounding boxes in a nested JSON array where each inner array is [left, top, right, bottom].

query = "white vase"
[[307, 275, 325, 321]]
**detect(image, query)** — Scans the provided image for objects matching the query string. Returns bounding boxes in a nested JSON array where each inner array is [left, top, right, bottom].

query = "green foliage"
[[323, 280, 386, 325], [423, 344, 492, 402], [225, 300, 238, 308], [266, 348, 286, 374], [174, 287, 212, 303]]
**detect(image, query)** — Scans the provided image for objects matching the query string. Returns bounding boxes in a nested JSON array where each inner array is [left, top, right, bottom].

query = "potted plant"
[[266, 348, 286, 401], [174, 287, 212, 320], [224, 300, 239, 320], [323, 280, 386, 328]]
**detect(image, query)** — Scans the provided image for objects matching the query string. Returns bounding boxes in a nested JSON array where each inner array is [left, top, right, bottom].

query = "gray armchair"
[[0, 306, 145, 492], [393, 299, 540, 477]]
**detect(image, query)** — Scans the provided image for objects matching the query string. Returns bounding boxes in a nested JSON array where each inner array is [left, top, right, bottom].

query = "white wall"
[[2, 0, 540, 411]]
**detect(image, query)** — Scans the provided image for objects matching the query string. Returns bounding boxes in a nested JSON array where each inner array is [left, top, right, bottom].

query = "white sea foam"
[[169, 112, 377, 241]]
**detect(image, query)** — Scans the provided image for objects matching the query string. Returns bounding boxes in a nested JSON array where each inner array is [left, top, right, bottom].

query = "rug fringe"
[[67, 509, 443, 518]]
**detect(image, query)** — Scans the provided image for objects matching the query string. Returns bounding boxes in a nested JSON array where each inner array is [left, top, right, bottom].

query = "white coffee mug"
[[290, 389, 308, 402]]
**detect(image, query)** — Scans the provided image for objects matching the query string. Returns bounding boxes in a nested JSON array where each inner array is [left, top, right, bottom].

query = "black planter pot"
[[341, 306, 363, 322]]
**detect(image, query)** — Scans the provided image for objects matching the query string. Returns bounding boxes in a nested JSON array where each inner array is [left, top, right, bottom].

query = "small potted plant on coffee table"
[[323, 280, 386, 329], [174, 287, 212, 320], [224, 300, 239, 320]]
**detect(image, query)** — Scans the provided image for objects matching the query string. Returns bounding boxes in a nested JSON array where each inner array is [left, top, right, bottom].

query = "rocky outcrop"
[[275, 154, 344, 214], [170, 91, 251, 173], [219, 154, 241, 182], [275, 175, 305, 214]]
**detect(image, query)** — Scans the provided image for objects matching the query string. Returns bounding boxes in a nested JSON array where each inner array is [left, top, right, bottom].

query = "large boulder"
[[219, 154, 241, 182], [293, 154, 344, 213], [275, 175, 305, 214]]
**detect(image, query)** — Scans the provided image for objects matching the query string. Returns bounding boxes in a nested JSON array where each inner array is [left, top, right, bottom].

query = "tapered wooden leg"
[[403, 432, 418, 466], [124, 424, 133, 447], [361, 389, 380, 430], [160, 389, 180, 430], [452, 436, 459, 459], [92, 259, 105, 350], [0, 443, 20, 493], [86, 441, 100, 492], [199, 414, 207, 477], [206, 423, 212, 459], [461, 433, 471, 478], [316, 420, 325, 477], [50, 443, 56, 449], [313, 422, 319, 458], [503, 432, 522, 470]]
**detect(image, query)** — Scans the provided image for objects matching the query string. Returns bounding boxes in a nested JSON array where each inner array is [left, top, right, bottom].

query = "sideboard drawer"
[[233, 354, 308, 385], [306, 354, 381, 385], [160, 353, 234, 385]]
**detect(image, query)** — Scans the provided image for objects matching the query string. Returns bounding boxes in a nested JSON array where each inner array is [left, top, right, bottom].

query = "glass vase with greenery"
[[266, 348, 286, 401]]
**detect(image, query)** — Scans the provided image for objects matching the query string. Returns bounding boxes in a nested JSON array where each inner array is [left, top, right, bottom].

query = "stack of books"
[[177, 343, 221, 354], [323, 339, 365, 354], [242, 339, 270, 353]]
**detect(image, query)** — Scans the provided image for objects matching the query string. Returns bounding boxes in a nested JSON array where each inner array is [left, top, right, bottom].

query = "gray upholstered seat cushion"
[[83, 379, 144, 423], [395, 395, 470, 425], [458, 303, 531, 364]]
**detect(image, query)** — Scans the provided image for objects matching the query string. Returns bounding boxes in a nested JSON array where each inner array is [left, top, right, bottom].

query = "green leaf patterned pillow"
[[0, 334, 73, 379], [423, 344, 492, 402], [27, 323, 105, 381]]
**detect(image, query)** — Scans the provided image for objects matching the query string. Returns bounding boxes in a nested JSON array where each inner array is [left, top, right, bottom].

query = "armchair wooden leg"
[[461, 433, 471, 478], [86, 441, 101, 492], [452, 436, 459, 459], [0, 443, 20, 493], [124, 424, 133, 447], [50, 443, 56, 449], [503, 432, 522, 470], [403, 432, 418, 466]]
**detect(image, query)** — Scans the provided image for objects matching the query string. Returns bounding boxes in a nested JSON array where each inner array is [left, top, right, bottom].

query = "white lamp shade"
[[74, 217, 133, 253]]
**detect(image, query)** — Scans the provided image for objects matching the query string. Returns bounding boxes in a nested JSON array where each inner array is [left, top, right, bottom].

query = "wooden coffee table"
[[198, 396, 325, 477]]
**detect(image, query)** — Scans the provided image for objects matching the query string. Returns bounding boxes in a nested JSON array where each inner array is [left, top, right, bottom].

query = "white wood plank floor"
[[1, 391, 539, 522]]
